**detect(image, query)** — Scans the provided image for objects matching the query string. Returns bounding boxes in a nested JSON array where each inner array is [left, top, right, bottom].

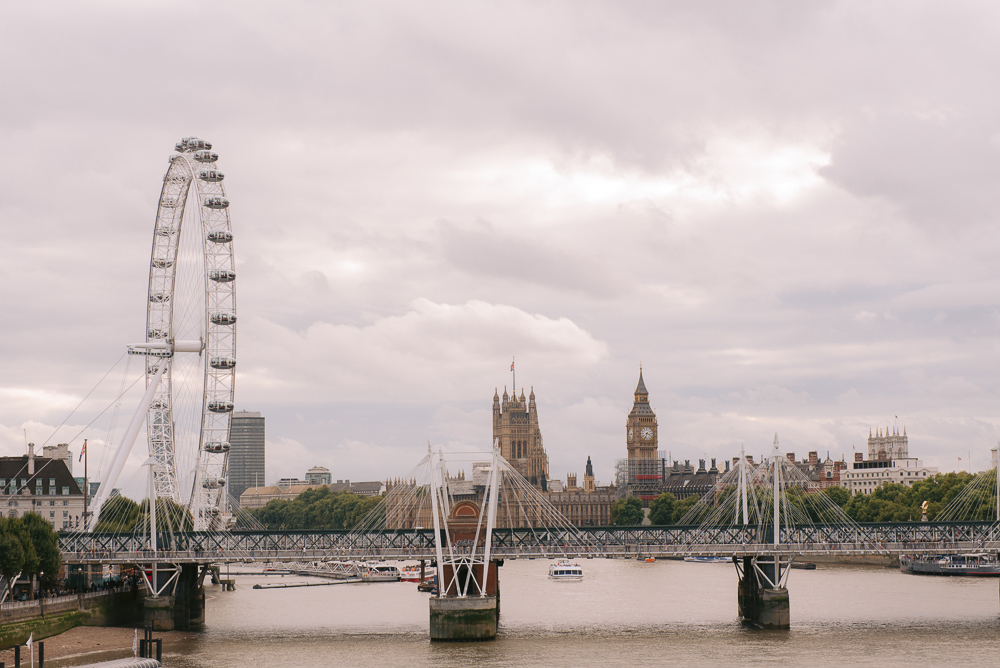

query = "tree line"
[[608, 471, 989, 526], [249, 487, 383, 530], [94, 496, 194, 533]]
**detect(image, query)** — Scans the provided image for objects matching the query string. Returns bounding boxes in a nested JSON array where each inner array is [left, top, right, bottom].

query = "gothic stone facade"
[[493, 387, 549, 487], [625, 370, 658, 460]]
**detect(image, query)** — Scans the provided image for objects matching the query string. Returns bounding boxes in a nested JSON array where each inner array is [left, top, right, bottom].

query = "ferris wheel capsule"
[[207, 230, 233, 243], [210, 312, 237, 325], [199, 170, 225, 182], [210, 357, 237, 369], [204, 441, 231, 453], [209, 269, 236, 283], [151, 259, 174, 268], [193, 150, 218, 163], [202, 477, 227, 489], [204, 196, 229, 209], [176, 137, 212, 152], [207, 400, 235, 413]]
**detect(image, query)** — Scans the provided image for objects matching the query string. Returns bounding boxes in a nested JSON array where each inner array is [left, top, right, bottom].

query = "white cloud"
[[3, 1, 1000, 489]]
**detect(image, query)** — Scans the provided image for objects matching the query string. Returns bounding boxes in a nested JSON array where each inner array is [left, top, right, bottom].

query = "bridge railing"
[[60, 521, 1000, 563]]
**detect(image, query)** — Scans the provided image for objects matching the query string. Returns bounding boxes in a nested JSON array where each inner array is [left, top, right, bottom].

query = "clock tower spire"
[[626, 367, 658, 460]]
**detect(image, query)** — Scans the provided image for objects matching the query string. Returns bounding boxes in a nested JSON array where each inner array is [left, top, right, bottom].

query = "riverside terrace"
[[60, 521, 1000, 564]]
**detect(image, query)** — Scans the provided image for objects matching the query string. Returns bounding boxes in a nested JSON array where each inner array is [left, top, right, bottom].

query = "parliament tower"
[[625, 369, 658, 460], [493, 386, 549, 487]]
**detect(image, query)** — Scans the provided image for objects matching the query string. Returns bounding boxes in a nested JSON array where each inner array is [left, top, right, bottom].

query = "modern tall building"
[[228, 410, 265, 503], [492, 386, 549, 488]]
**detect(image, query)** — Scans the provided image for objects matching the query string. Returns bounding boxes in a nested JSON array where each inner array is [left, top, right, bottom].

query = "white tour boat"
[[548, 560, 584, 581]]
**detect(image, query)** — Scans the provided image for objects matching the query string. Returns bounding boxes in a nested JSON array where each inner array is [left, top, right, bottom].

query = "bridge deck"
[[60, 522, 1000, 565]]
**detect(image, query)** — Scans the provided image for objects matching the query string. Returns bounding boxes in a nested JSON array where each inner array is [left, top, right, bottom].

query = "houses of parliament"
[[485, 371, 665, 526]]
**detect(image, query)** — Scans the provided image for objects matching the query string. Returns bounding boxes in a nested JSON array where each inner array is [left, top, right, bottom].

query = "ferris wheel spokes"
[[86, 137, 238, 533]]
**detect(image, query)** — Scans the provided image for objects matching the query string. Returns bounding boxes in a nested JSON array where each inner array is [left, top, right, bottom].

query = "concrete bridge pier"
[[428, 561, 500, 641], [142, 564, 206, 631], [736, 556, 790, 629]]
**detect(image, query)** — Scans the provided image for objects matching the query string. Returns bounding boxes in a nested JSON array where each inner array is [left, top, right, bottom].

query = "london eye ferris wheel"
[[89, 137, 237, 532]]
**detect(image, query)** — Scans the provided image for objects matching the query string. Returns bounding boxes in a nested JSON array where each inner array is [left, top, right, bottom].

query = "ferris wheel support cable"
[[38, 351, 128, 450], [88, 363, 166, 531]]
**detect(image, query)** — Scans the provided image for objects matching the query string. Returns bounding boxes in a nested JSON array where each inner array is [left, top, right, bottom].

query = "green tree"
[[252, 488, 383, 531], [670, 495, 699, 524], [11, 518, 38, 590], [0, 518, 25, 593], [135, 498, 194, 536], [93, 496, 141, 533], [822, 485, 850, 507], [648, 492, 676, 525], [610, 497, 643, 526], [20, 513, 60, 588]]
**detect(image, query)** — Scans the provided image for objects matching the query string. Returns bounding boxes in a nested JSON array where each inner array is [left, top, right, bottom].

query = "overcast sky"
[[3, 1, 1000, 490]]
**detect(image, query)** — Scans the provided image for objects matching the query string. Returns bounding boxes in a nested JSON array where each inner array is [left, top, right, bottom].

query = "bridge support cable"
[[88, 364, 167, 531], [935, 467, 1000, 524], [677, 435, 867, 555]]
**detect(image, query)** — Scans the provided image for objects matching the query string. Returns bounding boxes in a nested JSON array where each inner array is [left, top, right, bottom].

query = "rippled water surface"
[[161, 559, 1000, 667]]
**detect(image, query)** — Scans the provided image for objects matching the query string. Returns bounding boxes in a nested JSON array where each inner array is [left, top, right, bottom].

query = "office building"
[[229, 410, 265, 503]]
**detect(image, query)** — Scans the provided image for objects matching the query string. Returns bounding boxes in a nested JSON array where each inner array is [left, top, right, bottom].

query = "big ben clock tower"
[[626, 368, 658, 460]]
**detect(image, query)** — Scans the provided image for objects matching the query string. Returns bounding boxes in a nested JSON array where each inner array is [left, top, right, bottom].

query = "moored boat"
[[363, 563, 402, 582], [683, 556, 730, 564], [900, 553, 1000, 576]]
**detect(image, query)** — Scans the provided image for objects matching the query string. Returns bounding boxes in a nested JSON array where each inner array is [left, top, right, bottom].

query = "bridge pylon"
[[426, 441, 501, 641]]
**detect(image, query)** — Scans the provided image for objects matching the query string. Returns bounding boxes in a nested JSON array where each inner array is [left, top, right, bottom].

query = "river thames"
[[140, 558, 1000, 667]]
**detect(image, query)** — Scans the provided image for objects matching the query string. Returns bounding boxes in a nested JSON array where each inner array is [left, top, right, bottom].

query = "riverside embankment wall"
[[0, 589, 141, 649]]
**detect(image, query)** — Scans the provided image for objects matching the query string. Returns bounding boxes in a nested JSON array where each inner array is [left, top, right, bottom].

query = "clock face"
[[641, 427, 653, 441], [628, 427, 634, 441]]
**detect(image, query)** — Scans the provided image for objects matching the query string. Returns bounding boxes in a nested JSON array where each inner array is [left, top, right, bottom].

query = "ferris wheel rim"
[[145, 137, 236, 529]]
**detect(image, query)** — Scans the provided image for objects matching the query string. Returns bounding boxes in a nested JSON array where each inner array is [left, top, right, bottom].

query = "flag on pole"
[[510, 358, 514, 371], [26, 632, 32, 647], [79, 439, 87, 462]]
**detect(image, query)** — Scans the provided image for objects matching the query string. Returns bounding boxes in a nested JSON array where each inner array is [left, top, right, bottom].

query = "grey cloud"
[[820, 113, 1000, 229], [437, 220, 626, 298]]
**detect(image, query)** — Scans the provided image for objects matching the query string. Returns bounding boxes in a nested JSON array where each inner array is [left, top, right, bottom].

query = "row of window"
[[0, 480, 73, 495], [6, 499, 74, 507]]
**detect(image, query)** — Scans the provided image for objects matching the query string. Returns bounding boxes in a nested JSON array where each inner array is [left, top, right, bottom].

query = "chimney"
[[808, 451, 818, 466], [697, 459, 706, 473], [28, 443, 35, 475], [786, 452, 795, 463], [724, 459, 731, 472], [709, 458, 718, 473], [855, 452, 864, 462]]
